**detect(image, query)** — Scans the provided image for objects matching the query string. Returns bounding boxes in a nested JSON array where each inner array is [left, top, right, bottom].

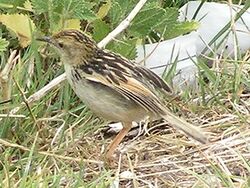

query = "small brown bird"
[[38, 29, 207, 159]]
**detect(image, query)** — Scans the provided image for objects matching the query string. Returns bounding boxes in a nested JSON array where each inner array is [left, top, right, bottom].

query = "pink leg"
[[106, 122, 132, 159]]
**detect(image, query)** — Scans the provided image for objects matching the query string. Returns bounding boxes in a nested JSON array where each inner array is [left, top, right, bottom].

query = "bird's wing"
[[76, 50, 208, 143], [82, 66, 208, 143], [82, 67, 165, 115], [94, 50, 172, 94]]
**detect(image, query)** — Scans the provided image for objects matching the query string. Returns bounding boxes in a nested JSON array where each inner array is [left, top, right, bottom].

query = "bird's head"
[[37, 29, 98, 64]]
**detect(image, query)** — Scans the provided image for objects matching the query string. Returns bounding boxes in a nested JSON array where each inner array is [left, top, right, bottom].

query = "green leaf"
[[66, 0, 96, 20], [108, 1, 123, 27], [97, 0, 111, 19], [129, 4, 179, 38], [31, 0, 48, 13], [108, 0, 136, 28], [0, 38, 9, 52], [92, 19, 110, 42], [107, 38, 137, 60], [129, 6, 166, 37], [153, 7, 179, 31], [52, 0, 96, 20], [31, 0, 96, 32], [163, 21, 199, 39], [0, 14, 36, 47]]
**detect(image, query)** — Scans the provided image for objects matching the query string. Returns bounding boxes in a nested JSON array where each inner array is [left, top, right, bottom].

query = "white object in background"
[[137, 1, 250, 91], [136, 33, 198, 90], [179, 1, 250, 56], [108, 121, 138, 133]]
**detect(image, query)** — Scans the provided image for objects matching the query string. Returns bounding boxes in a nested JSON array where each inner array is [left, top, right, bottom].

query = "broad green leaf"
[[108, 1, 123, 27], [129, 4, 197, 40], [0, 38, 9, 52], [0, 14, 36, 47], [108, 0, 136, 28], [31, 0, 96, 32], [31, 0, 48, 13], [153, 7, 179, 31], [129, 6, 166, 36], [74, 7, 96, 20], [163, 21, 200, 39], [57, 0, 96, 20], [92, 19, 110, 42], [129, 4, 179, 37], [107, 38, 137, 60]]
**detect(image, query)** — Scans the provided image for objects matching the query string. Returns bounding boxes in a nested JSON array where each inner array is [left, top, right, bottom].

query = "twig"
[[27, 73, 66, 104], [0, 50, 19, 102], [97, 0, 147, 48], [0, 114, 25, 118], [0, 138, 103, 165]]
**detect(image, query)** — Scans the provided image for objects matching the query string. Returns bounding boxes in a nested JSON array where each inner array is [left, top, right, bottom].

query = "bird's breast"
[[63, 64, 148, 122]]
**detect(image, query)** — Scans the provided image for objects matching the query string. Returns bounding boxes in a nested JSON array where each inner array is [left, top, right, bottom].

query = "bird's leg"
[[106, 122, 132, 159]]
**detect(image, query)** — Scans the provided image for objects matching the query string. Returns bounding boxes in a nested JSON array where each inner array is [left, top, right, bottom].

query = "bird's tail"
[[161, 110, 208, 144]]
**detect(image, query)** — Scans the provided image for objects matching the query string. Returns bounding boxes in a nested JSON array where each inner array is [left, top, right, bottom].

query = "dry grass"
[[1, 55, 250, 187]]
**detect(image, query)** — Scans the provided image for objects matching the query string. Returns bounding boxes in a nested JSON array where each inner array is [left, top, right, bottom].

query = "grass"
[[1, 1, 250, 188], [1, 40, 250, 187]]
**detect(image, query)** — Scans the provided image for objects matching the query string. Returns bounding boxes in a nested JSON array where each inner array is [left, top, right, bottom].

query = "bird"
[[37, 29, 208, 159]]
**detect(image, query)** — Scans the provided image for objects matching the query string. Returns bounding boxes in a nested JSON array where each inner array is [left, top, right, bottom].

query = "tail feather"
[[161, 110, 208, 144]]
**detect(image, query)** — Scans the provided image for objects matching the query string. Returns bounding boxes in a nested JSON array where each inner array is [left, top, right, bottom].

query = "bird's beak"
[[36, 36, 53, 43], [36, 36, 59, 48]]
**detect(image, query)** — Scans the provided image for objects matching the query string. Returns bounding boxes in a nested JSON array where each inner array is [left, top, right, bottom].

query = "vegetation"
[[0, 0, 250, 187]]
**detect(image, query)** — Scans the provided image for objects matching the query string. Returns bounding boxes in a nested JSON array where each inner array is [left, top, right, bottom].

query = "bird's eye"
[[58, 42, 64, 48]]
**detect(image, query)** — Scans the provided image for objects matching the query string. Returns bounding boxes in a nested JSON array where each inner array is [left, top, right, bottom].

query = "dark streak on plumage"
[[97, 49, 172, 93], [74, 69, 82, 80], [135, 66, 172, 93], [71, 69, 81, 82], [76, 51, 129, 85], [54, 30, 95, 46], [106, 72, 120, 85], [79, 64, 93, 75], [109, 68, 128, 83], [54, 30, 98, 61], [116, 87, 165, 115]]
